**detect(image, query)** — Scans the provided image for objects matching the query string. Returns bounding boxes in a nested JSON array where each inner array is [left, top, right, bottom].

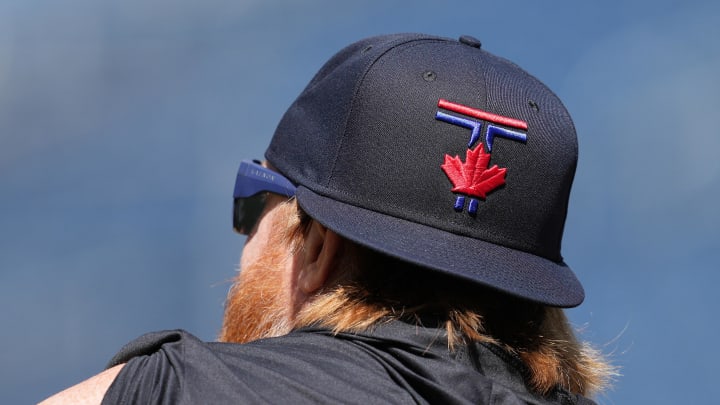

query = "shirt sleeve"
[[101, 330, 190, 405]]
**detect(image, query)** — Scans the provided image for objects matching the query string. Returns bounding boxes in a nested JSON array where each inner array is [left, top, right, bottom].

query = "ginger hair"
[[281, 199, 617, 396]]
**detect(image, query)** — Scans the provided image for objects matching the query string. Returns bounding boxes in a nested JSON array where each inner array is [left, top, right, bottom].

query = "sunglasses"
[[233, 160, 296, 235]]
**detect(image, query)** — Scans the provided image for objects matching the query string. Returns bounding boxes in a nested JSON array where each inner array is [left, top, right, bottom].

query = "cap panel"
[[267, 34, 433, 189], [482, 54, 578, 257]]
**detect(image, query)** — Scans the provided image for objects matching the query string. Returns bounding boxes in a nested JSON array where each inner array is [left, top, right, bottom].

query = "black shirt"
[[102, 320, 595, 404]]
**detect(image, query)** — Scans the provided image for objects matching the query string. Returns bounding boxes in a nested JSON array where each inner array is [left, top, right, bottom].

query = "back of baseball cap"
[[266, 33, 583, 307]]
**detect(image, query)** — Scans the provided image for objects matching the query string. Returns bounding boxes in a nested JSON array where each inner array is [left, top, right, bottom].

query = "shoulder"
[[103, 329, 412, 404]]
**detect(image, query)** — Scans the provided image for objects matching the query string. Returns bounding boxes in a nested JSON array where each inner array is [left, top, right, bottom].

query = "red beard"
[[219, 235, 295, 343]]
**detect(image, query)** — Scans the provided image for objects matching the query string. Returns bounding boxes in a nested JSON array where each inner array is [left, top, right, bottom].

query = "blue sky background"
[[1, 1, 718, 403]]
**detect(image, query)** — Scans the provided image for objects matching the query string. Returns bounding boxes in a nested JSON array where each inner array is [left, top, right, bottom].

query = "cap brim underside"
[[296, 186, 584, 308]]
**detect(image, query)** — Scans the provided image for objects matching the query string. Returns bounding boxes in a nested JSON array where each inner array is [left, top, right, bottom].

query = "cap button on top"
[[458, 35, 482, 48]]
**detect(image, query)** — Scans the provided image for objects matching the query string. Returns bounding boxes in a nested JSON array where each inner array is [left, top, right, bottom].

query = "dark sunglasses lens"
[[233, 193, 266, 234]]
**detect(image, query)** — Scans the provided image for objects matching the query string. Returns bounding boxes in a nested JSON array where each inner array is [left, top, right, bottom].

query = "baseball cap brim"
[[296, 186, 584, 308]]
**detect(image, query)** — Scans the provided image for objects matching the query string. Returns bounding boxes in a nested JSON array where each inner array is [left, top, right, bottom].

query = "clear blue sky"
[[1, 1, 718, 403]]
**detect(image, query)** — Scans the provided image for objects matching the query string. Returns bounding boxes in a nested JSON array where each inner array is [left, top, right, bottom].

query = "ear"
[[298, 221, 343, 294]]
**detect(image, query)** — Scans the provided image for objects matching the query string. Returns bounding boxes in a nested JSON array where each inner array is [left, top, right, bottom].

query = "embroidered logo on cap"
[[435, 99, 528, 215]]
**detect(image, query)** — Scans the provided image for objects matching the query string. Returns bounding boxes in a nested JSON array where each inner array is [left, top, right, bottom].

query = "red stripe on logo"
[[438, 99, 528, 130]]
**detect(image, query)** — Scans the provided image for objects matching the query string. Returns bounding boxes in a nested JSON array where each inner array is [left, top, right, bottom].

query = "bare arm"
[[38, 364, 124, 405]]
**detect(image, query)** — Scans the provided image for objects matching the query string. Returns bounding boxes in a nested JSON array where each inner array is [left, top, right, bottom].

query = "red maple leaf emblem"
[[441, 144, 506, 199]]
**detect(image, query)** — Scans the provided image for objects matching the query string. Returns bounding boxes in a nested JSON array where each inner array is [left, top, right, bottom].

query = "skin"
[[38, 365, 124, 405], [40, 195, 342, 404]]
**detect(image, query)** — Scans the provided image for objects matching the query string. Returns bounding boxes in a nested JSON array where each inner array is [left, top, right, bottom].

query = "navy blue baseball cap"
[[265, 33, 584, 307]]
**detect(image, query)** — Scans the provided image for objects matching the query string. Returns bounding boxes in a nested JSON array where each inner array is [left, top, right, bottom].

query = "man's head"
[[220, 34, 612, 395]]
